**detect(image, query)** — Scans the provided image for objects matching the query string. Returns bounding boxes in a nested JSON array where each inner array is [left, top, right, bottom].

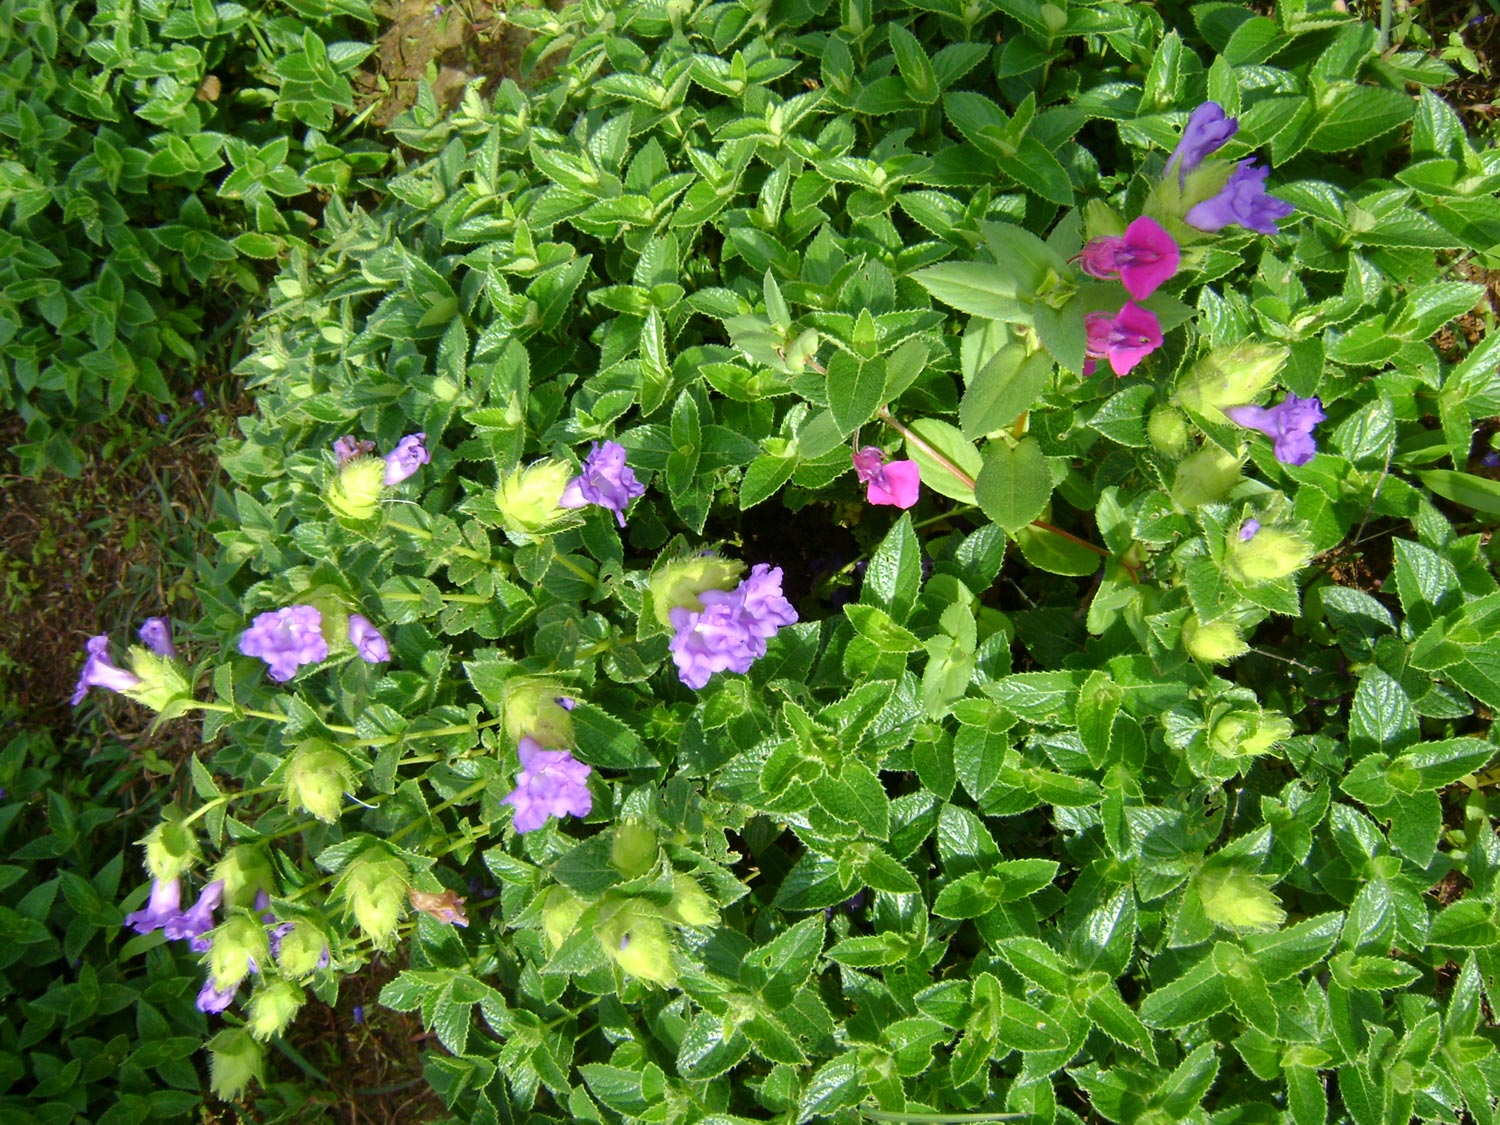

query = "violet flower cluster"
[[72, 617, 181, 706], [124, 877, 229, 1010], [852, 447, 920, 509], [502, 737, 594, 833], [239, 605, 328, 682], [669, 564, 798, 690], [1225, 394, 1326, 467], [1166, 101, 1293, 235], [558, 441, 645, 527]]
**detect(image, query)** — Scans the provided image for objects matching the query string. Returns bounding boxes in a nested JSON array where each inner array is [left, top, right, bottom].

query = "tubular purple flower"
[[125, 877, 183, 935], [333, 436, 376, 466], [347, 614, 390, 664], [1239, 518, 1261, 542], [383, 433, 430, 486], [72, 636, 143, 705], [239, 606, 329, 683], [558, 441, 646, 527], [668, 564, 797, 688], [165, 879, 224, 944], [1166, 102, 1239, 185], [1185, 161, 1295, 235], [138, 617, 178, 658], [1084, 303, 1164, 377], [197, 976, 239, 1015], [736, 565, 798, 639], [502, 737, 593, 832], [1224, 394, 1325, 467], [852, 447, 921, 509]]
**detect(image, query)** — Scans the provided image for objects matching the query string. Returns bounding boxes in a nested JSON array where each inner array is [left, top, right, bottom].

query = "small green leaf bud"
[[1195, 864, 1285, 933], [142, 816, 199, 882], [649, 555, 745, 627], [213, 845, 276, 910], [246, 977, 305, 1041], [1209, 710, 1293, 760], [122, 648, 195, 719], [541, 887, 586, 952], [597, 899, 678, 987], [1182, 615, 1249, 664], [1173, 344, 1288, 417], [610, 821, 659, 878], [495, 460, 573, 536], [283, 741, 354, 823], [210, 914, 270, 992], [1171, 445, 1242, 510], [663, 874, 719, 928], [1226, 526, 1314, 585], [325, 456, 386, 521], [275, 920, 330, 978], [336, 847, 409, 949], [1147, 406, 1192, 458], [208, 1027, 264, 1101], [500, 677, 575, 749]]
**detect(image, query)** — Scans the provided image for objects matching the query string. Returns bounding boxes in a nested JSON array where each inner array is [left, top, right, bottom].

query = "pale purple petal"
[[1186, 161, 1295, 235], [1166, 102, 1239, 184], [239, 606, 328, 682], [1239, 518, 1261, 541], [124, 877, 182, 935], [503, 737, 592, 832], [138, 617, 178, 658], [383, 433, 430, 486], [196, 976, 238, 1014], [334, 436, 376, 466], [1225, 394, 1325, 466], [165, 880, 223, 943], [347, 614, 390, 663], [559, 441, 644, 527], [73, 636, 143, 705]]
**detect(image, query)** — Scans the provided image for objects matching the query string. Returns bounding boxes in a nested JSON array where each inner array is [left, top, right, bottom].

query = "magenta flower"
[[558, 441, 645, 527], [1186, 161, 1294, 235], [1166, 102, 1239, 185], [1084, 303, 1163, 377], [138, 617, 178, 658], [347, 614, 390, 663], [1239, 518, 1261, 541], [502, 737, 593, 832], [383, 433, 430, 486], [239, 606, 329, 682], [124, 877, 183, 935], [196, 977, 238, 1015], [1225, 394, 1325, 467], [1077, 217, 1180, 300], [333, 436, 376, 466], [852, 447, 921, 509], [72, 636, 143, 705], [668, 565, 797, 689], [165, 880, 224, 951]]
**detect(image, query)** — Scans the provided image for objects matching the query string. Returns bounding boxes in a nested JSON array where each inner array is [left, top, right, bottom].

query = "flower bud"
[[783, 328, 821, 372], [500, 677, 575, 750], [597, 899, 678, 987], [1225, 526, 1314, 585], [142, 817, 199, 882], [283, 741, 353, 823], [1209, 710, 1292, 760], [1182, 615, 1249, 664], [208, 1027, 264, 1101], [1147, 406, 1191, 458], [210, 914, 270, 992], [649, 555, 745, 627], [121, 648, 195, 719], [1173, 344, 1287, 417], [1171, 445, 1242, 510], [336, 847, 409, 949], [325, 456, 386, 521], [541, 887, 586, 951], [495, 460, 574, 536], [213, 845, 276, 910], [610, 821, 659, 878], [663, 874, 719, 928], [275, 920, 331, 978], [247, 977, 305, 1041]]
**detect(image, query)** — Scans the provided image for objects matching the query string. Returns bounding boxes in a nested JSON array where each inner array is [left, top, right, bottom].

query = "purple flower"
[[1239, 518, 1261, 541], [193, 389, 207, 407], [347, 614, 390, 663], [383, 433, 430, 486], [502, 737, 593, 832], [334, 435, 377, 466], [1186, 161, 1295, 235], [1077, 217, 1180, 300], [668, 565, 797, 689], [197, 977, 238, 1015], [556, 696, 576, 711], [1084, 303, 1163, 377], [239, 606, 329, 682], [352, 1004, 365, 1025], [165, 880, 224, 945], [72, 636, 142, 706], [125, 878, 182, 935], [1224, 394, 1326, 467], [558, 441, 645, 527], [852, 447, 921, 509], [1166, 102, 1239, 185], [138, 617, 178, 658]]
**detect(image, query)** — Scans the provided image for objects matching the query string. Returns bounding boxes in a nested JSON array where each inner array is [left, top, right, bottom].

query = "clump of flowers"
[[72, 623, 192, 715], [852, 446, 921, 508], [1187, 161, 1295, 235], [666, 563, 798, 689], [1225, 393, 1325, 466], [502, 737, 593, 832], [326, 433, 428, 519], [559, 440, 645, 526], [239, 605, 329, 682]]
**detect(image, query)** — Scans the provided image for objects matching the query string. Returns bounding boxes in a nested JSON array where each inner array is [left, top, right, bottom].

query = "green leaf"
[[1307, 85, 1415, 152], [1417, 470, 1500, 518], [910, 263, 1032, 323], [844, 604, 921, 653], [1139, 956, 1231, 1028], [903, 418, 982, 504], [975, 436, 1052, 533], [570, 703, 654, 769], [1428, 899, 1500, 948], [827, 351, 885, 435], [863, 513, 922, 622], [960, 344, 1051, 440]]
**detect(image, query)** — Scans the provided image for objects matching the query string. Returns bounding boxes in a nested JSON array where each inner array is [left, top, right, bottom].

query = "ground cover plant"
[[65, 0, 1500, 1122]]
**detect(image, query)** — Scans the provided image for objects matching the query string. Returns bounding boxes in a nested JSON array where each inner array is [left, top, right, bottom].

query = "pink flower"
[[852, 447, 921, 508], [1076, 217, 1180, 300], [1084, 303, 1163, 377]]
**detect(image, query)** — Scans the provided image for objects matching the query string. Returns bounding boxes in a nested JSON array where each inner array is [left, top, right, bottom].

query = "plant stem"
[[388, 777, 491, 845], [877, 407, 977, 490]]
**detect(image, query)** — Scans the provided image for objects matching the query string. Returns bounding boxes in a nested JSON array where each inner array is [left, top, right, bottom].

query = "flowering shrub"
[[74, 0, 1500, 1121]]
